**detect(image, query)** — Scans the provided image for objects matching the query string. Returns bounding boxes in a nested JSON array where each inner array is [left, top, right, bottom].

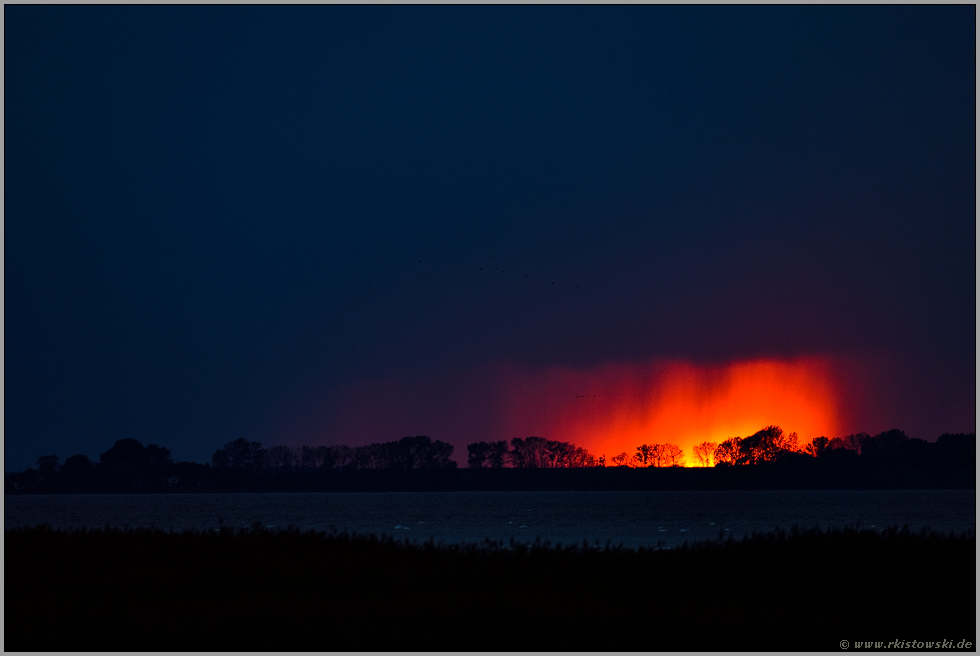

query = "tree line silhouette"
[[6, 426, 975, 493], [8, 435, 460, 493], [467, 436, 602, 468]]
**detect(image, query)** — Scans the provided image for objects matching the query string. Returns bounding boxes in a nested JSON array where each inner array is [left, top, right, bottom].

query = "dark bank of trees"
[[711, 425, 800, 466], [6, 435, 459, 494], [11, 438, 212, 494], [6, 523, 975, 651], [711, 426, 977, 473], [459, 429, 974, 491], [609, 442, 685, 467], [467, 436, 602, 468], [6, 428, 976, 493], [208, 435, 458, 490], [605, 425, 976, 475]]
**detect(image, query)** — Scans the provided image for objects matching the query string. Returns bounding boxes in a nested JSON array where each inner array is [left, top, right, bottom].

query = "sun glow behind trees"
[[500, 357, 844, 467]]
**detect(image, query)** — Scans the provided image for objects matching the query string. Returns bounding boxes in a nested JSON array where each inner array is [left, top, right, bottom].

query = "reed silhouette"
[[5, 523, 974, 651]]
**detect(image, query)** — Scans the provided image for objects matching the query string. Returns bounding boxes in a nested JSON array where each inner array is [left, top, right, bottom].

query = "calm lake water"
[[5, 490, 975, 549]]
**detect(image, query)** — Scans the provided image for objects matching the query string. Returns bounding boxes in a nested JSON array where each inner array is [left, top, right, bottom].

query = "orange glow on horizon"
[[499, 357, 845, 466]]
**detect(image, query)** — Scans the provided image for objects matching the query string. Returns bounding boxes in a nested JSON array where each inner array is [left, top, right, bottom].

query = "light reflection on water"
[[5, 489, 974, 549]]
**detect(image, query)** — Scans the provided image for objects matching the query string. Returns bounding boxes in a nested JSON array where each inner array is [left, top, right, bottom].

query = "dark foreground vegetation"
[[7, 429, 975, 493], [6, 524, 975, 651]]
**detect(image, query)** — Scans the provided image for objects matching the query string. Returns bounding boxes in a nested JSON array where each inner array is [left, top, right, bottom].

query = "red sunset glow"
[[499, 357, 845, 466]]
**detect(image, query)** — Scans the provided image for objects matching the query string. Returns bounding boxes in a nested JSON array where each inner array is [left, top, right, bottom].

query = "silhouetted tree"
[[348, 437, 456, 471], [858, 429, 909, 462], [545, 440, 576, 468], [572, 446, 601, 467], [486, 441, 509, 468], [505, 437, 597, 468], [211, 448, 230, 469], [831, 433, 866, 454], [819, 444, 860, 466], [101, 439, 145, 468], [100, 439, 148, 489], [60, 454, 94, 489], [172, 459, 210, 489], [301, 445, 324, 471], [314, 446, 333, 469], [93, 439, 173, 490], [738, 426, 777, 464], [383, 439, 412, 470], [467, 440, 510, 468], [398, 435, 456, 469], [693, 441, 718, 467], [736, 426, 798, 465], [12, 468, 40, 491], [786, 431, 799, 448], [268, 445, 295, 470], [658, 443, 684, 467], [226, 438, 266, 471], [212, 438, 266, 485], [611, 452, 630, 467], [354, 443, 384, 469], [714, 437, 742, 466], [145, 444, 173, 469], [468, 442, 493, 468], [632, 444, 658, 468], [804, 437, 831, 458], [144, 444, 174, 484], [547, 441, 599, 467], [36, 455, 60, 481], [509, 437, 550, 468], [329, 445, 357, 470]]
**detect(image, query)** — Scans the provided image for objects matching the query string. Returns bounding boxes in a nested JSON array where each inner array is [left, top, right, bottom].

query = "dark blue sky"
[[5, 6, 975, 470]]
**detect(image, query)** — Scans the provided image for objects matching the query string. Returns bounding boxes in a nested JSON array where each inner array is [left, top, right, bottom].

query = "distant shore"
[[10, 432, 973, 494]]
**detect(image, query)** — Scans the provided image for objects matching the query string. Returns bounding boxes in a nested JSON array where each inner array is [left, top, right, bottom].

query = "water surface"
[[5, 489, 974, 549]]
